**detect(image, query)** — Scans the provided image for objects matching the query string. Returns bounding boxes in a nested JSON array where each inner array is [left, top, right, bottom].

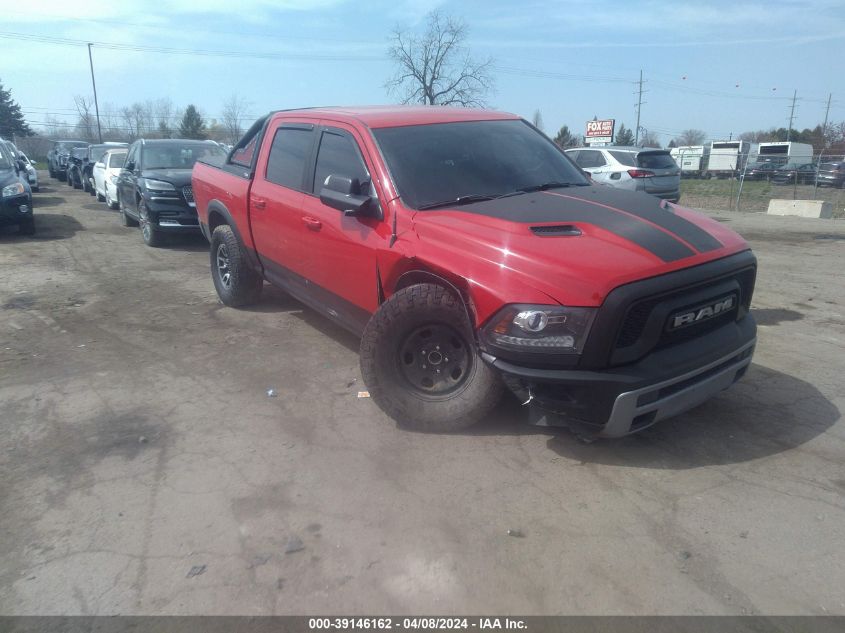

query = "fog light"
[[19, 205, 30, 214]]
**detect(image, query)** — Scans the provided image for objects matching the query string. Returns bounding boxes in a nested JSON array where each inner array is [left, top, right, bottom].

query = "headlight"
[[481, 304, 596, 354], [2, 182, 26, 198], [143, 179, 175, 192]]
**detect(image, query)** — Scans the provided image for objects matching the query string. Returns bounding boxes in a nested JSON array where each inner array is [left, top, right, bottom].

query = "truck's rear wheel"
[[210, 225, 263, 307], [360, 283, 503, 432]]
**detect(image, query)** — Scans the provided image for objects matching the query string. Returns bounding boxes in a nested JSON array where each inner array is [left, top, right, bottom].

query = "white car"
[[19, 152, 39, 192], [565, 146, 681, 203], [93, 148, 128, 209]]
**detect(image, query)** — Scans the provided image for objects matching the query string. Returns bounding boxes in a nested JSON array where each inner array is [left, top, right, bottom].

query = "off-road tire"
[[360, 283, 503, 432], [97, 189, 105, 202], [210, 224, 263, 307], [57, 172, 66, 182], [73, 173, 82, 189]]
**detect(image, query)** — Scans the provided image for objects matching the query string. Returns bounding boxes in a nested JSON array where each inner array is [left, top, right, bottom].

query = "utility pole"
[[786, 89, 797, 142], [821, 92, 832, 145], [87, 43, 103, 143], [635, 70, 644, 146]]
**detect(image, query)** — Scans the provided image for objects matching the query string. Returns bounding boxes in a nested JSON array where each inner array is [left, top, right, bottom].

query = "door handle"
[[250, 196, 267, 209], [302, 216, 322, 231]]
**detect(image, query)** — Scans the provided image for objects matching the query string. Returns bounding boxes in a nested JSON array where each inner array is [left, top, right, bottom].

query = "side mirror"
[[125, 161, 136, 172], [16, 160, 26, 173], [319, 174, 372, 216]]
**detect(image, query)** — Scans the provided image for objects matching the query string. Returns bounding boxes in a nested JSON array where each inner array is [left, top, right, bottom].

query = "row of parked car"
[[742, 160, 845, 186], [46, 138, 228, 245]]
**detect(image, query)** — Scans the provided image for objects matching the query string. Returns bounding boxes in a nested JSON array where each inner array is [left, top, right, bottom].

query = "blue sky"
[[1, 0, 844, 144]]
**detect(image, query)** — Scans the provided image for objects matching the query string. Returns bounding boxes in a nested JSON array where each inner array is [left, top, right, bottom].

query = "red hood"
[[409, 187, 749, 307]]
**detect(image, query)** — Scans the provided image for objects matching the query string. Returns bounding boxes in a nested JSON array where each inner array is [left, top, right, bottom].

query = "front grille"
[[182, 186, 194, 204], [612, 266, 756, 362]]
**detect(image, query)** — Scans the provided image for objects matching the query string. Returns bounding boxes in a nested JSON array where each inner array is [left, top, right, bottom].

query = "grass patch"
[[681, 178, 845, 217]]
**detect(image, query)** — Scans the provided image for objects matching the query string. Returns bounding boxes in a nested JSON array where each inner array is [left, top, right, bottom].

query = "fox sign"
[[585, 119, 615, 143]]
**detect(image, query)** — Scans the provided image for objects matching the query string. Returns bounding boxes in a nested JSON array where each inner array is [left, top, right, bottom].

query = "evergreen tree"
[[178, 105, 207, 140], [614, 123, 635, 146], [0, 79, 32, 138], [553, 125, 580, 148]]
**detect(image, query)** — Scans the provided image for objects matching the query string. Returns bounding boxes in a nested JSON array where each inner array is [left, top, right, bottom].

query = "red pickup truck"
[[192, 106, 757, 438]]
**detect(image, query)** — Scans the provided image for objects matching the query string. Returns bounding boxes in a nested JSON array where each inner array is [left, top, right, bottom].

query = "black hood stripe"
[[457, 190, 695, 262], [559, 187, 723, 253]]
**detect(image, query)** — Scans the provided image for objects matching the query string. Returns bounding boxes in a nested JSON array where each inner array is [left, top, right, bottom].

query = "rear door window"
[[637, 152, 677, 169], [312, 130, 370, 194], [575, 150, 606, 168], [265, 127, 315, 190], [609, 151, 637, 167]]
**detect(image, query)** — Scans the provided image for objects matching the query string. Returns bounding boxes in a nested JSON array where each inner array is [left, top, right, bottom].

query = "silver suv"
[[565, 146, 681, 202]]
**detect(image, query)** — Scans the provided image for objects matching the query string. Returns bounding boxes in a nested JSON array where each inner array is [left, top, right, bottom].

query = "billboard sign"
[[585, 119, 615, 145]]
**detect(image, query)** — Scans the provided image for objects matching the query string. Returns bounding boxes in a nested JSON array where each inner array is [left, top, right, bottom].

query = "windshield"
[[108, 152, 127, 168], [140, 143, 226, 170], [58, 141, 89, 152], [372, 119, 588, 210]]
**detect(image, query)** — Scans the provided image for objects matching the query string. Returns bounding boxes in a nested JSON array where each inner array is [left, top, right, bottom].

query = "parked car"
[[49, 140, 89, 181], [192, 106, 757, 438], [771, 162, 818, 185], [816, 162, 845, 188], [80, 143, 128, 195], [66, 146, 90, 189], [0, 138, 34, 235], [564, 146, 681, 202], [92, 148, 128, 209], [742, 162, 779, 181], [116, 139, 227, 246], [18, 151, 39, 192]]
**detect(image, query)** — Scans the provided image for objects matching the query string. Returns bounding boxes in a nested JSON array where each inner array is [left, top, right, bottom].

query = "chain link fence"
[[676, 149, 845, 217]]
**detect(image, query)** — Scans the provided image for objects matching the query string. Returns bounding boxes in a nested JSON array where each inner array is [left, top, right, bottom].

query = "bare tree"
[[531, 109, 544, 132], [386, 11, 494, 107], [74, 95, 96, 141], [221, 94, 251, 144], [639, 129, 661, 148], [155, 98, 174, 138], [675, 129, 707, 146]]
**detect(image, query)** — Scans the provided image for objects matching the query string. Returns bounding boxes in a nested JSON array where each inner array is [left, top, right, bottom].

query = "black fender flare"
[[393, 269, 478, 336], [204, 199, 263, 273]]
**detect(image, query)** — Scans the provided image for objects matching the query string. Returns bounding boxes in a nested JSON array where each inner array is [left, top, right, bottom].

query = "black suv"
[[66, 147, 90, 189], [49, 140, 89, 181], [0, 138, 34, 235], [116, 139, 226, 246]]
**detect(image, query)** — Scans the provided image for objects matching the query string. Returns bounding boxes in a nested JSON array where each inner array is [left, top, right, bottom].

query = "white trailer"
[[707, 140, 755, 178], [754, 142, 814, 166], [670, 145, 710, 177]]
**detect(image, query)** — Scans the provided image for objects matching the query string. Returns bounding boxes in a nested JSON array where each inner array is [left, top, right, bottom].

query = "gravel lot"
[[1, 175, 844, 615]]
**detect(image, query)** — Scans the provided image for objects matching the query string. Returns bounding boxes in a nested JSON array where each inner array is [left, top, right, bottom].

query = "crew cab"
[[116, 139, 227, 246], [192, 106, 757, 438]]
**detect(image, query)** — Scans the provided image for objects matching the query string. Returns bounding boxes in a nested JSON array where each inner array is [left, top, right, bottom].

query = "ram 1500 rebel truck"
[[192, 106, 757, 437]]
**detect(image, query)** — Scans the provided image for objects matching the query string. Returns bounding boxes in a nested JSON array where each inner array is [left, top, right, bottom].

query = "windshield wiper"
[[417, 194, 497, 210], [495, 181, 586, 200]]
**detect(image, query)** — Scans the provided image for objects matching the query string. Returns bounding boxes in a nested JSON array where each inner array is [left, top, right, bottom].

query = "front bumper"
[[487, 316, 756, 438], [1, 194, 33, 226], [146, 196, 200, 233]]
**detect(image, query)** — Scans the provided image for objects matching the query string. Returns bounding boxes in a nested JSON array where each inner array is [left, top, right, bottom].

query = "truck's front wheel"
[[210, 225, 263, 307], [360, 283, 503, 432]]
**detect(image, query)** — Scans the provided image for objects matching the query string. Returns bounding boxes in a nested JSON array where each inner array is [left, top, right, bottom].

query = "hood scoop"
[[530, 224, 582, 237]]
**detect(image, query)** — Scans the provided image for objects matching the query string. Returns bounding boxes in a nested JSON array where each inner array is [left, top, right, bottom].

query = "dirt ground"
[[1, 175, 844, 615]]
